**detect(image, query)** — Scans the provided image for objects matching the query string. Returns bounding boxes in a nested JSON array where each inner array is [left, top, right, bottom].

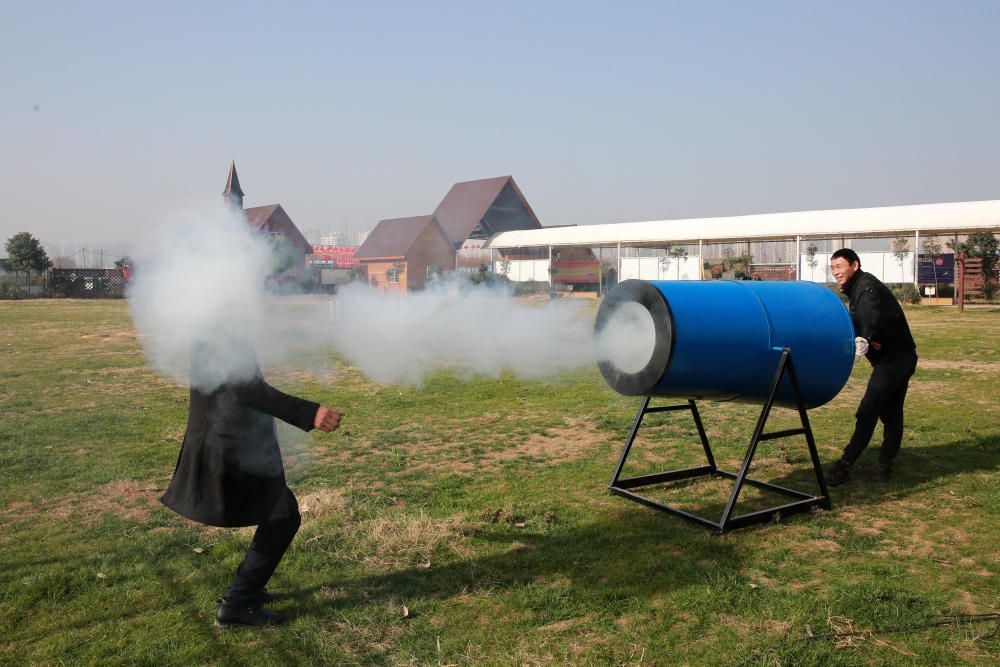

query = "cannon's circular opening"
[[595, 301, 656, 373], [595, 280, 673, 396]]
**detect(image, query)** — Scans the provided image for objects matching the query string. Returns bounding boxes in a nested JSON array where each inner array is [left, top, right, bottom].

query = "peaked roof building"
[[432, 176, 542, 248], [355, 216, 446, 261], [220, 162, 312, 260], [243, 204, 313, 256]]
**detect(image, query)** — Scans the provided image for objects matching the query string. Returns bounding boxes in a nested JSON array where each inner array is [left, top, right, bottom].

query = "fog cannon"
[[596, 279, 855, 532]]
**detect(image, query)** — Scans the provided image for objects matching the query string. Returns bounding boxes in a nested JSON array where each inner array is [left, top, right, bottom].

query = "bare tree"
[[921, 237, 942, 298]]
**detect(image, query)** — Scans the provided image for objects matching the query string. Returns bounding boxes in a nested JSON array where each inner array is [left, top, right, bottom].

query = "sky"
[[2, 1, 999, 252]]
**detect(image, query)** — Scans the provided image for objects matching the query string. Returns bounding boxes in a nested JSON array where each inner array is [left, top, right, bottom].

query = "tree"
[[4, 232, 52, 295], [921, 237, 942, 298], [805, 243, 819, 279], [114, 256, 132, 270], [949, 232, 999, 300], [658, 245, 689, 278], [892, 236, 910, 278]]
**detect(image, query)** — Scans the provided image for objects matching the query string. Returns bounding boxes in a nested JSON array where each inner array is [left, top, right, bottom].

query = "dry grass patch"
[[334, 511, 469, 570], [299, 487, 349, 518]]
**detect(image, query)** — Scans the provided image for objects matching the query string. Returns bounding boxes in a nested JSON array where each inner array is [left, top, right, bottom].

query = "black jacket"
[[841, 269, 916, 364], [161, 377, 319, 527]]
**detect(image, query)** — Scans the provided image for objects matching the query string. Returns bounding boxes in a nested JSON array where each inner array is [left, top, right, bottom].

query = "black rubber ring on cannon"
[[595, 279, 675, 396]]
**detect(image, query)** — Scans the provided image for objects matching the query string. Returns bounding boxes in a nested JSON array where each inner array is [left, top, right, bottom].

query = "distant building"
[[222, 162, 312, 284], [354, 216, 454, 293], [433, 176, 542, 271], [351, 175, 544, 292]]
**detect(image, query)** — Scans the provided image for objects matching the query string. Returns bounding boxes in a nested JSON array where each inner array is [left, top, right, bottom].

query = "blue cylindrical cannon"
[[595, 280, 855, 409]]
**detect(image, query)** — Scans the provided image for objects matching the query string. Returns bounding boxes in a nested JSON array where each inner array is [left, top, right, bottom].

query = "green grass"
[[1, 299, 998, 665]]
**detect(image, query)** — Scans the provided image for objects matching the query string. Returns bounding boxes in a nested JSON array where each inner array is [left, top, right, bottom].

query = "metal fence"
[[50, 269, 128, 298]]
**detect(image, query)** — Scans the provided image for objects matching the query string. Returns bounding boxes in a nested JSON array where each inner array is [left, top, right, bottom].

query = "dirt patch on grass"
[[918, 359, 1000, 374], [2, 479, 164, 525], [716, 614, 791, 636], [480, 418, 608, 466]]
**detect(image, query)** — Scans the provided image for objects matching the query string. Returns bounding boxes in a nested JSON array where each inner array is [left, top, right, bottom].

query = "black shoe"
[[215, 599, 285, 628], [824, 459, 852, 487], [866, 460, 892, 482]]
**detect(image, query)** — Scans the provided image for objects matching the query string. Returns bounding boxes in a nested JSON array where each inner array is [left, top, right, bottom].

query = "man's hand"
[[854, 336, 869, 358], [313, 406, 343, 432]]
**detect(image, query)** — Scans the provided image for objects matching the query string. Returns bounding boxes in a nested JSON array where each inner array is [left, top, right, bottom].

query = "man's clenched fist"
[[313, 406, 344, 432]]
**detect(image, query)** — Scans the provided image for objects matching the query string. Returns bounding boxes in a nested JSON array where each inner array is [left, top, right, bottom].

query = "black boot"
[[215, 598, 285, 628], [824, 459, 852, 487]]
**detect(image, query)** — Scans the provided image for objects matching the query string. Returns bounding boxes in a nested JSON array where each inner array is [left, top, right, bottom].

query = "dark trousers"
[[842, 352, 917, 466], [226, 490, 301, 605]]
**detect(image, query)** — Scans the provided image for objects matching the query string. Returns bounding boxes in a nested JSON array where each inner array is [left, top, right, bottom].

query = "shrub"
[[890, 283, 922, 304], [0, 283, 22, 300], [513, 280, 551, 296]]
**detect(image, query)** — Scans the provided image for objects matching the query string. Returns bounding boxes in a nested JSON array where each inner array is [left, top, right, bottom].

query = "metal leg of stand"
[[785, 354, 832, 508], [689, 399, 715, 469], [719, 350, 790, 529], [609, 348, 832, 532], [609, 395, 651, 487]]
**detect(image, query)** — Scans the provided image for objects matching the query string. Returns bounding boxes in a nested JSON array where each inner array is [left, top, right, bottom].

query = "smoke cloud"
[[329, 283, 595, 386], [128, 201, 281, 392], [129, 201, 598, 391]]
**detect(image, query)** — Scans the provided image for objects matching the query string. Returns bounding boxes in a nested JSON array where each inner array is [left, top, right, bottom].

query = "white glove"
[[854, 336, 869, 358]]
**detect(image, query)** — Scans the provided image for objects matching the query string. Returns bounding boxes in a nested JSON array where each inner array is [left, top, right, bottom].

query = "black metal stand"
[[608, 348, 831, 532]]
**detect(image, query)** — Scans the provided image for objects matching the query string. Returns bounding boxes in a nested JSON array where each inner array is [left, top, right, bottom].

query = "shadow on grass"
[[589, 432, 1000, 530], [287, 510, 739, 621], [764, 432, 1000, 511]]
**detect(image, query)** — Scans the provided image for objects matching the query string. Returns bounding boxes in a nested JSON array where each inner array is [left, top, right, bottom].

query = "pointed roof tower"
[[222, 161, 245, 209]]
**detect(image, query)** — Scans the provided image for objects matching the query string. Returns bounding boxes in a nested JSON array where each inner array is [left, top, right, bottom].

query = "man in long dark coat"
[[161, 366, 342, 628], [824, 248, 917, 486]]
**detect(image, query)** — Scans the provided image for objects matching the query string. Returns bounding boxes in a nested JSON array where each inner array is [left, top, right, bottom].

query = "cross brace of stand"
[[608, 348, 832, 532]]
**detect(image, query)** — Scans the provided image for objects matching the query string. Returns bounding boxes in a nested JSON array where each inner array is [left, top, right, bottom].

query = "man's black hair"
[[831, 248, 861, 267]]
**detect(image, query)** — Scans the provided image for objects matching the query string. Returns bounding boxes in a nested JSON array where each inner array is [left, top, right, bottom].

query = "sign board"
[[917, 254, 954, 283], [311, 246, 359, 268]]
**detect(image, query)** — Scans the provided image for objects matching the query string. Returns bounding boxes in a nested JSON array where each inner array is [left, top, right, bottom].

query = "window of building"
[[386, 263, 403, 284]]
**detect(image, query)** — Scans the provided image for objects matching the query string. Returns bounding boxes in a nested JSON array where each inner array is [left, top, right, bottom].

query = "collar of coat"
[[841, 269, 867, 298]]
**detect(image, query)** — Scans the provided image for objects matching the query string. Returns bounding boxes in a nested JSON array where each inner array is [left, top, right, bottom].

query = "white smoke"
[[128, 201, 279, 392], [128, 201, 598, 390], [329, 282, 594, 385], [594, 301, 656, 373]]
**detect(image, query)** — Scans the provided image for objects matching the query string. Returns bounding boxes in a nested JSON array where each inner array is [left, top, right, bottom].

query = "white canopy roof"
[[486, 200, 1000, 248]]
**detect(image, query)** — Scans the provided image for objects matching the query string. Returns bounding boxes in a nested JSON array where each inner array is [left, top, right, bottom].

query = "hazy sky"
[[3, 1, 999, 249]]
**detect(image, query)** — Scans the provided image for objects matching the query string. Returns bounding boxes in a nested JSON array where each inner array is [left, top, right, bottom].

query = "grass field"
[[1, 299, 998, 666]]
